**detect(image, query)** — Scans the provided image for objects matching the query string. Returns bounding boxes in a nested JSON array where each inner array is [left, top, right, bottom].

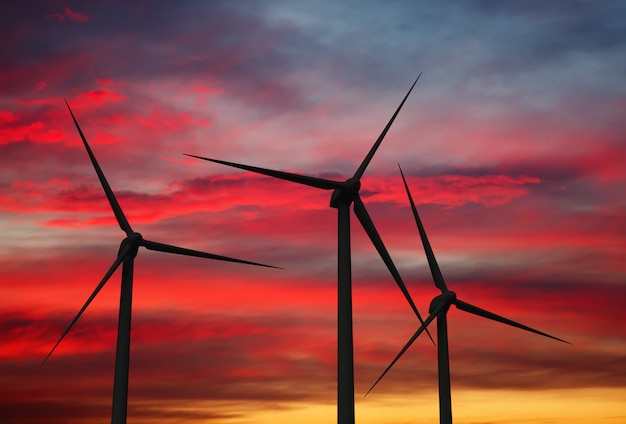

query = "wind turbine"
[[366, 165, 570, 424], [185, 75, 433, 424], [43, 100, 278, 424]]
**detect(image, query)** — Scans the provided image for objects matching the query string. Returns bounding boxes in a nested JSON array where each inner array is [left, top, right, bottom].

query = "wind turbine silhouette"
[[185, 75, 432, 424], [43, 100, 278, 424], [366, 165, 570, 424]]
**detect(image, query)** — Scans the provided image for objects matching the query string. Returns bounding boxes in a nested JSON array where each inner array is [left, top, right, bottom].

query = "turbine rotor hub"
[[330, 178, 361, 208], [118, 232, 143, 258], [429, 291, 456, 313]]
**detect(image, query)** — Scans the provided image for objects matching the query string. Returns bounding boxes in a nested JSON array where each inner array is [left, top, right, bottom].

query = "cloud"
[[45, 8, 90, 24], [35, 81, 48, 92], [64, 8, 90, 23]]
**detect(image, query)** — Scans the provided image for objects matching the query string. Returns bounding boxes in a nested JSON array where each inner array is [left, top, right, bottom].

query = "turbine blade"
[[454, 298, 570, 344], [365, 303, 443, 397], [42, 246, 131, 364], [353, 194, 435, 345], [65, 100, 133, 235], [184, 154, 340, 190], [141, 239, 281, 269], [353, 73, 421, 180], [398, 164, 447, 292]]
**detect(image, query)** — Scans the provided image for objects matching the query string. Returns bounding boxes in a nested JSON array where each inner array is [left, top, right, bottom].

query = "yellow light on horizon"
[[125, 387, 625, 424]]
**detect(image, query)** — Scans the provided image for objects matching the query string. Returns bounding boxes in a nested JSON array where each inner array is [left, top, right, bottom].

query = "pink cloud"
[[190, 86, 224, 95]]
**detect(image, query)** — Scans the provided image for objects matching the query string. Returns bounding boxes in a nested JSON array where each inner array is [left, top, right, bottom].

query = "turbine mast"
[[336, 203, 354, 424], [111, 258, 134, 424], [437, 311, 452, 424]]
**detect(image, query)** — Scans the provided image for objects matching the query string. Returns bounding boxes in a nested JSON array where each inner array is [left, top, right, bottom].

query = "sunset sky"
[[2, 1, 625, 423]]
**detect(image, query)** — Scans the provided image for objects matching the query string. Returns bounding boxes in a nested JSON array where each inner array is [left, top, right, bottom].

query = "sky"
[[1, 1, 625, 423]]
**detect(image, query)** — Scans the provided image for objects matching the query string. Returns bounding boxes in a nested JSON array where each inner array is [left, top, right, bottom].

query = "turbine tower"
[[186, 75, 432, 424], [43, 100, 278, 424], [366, 165, 570, 424]]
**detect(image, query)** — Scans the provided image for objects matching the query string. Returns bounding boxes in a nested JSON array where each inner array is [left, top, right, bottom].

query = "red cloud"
[[0, 120, 67, 144], [362, 173, 541, 207], [0, 110, 19, 124], [36, 81, 49, 92], [133, 108, 196, 132], [17, 83, 127, 111], [74, 88, 127, 106], [45, 8, 90, 23], [65, 8, 90, 23]]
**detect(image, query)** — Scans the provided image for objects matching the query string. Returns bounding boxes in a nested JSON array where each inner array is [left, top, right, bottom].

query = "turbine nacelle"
[[430, 291, 456, 313], [118, 233, 143, 259], [330, 178, 361, 208]]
